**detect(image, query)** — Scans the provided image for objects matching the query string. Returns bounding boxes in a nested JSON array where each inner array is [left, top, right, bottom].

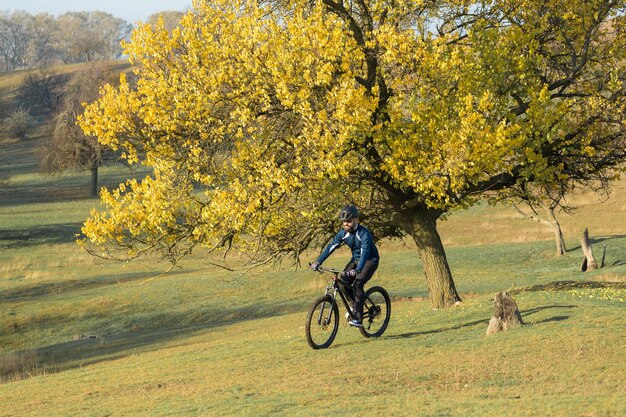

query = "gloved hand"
[[310, 261, 321, 272], [346, 269, 358, 278]]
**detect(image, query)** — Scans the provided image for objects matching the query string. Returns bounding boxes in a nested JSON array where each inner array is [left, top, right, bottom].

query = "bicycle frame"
[[317, 267, 358, 320]]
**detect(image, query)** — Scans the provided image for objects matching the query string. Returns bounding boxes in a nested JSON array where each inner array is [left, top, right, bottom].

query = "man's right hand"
[[310, 261, 321, 271]]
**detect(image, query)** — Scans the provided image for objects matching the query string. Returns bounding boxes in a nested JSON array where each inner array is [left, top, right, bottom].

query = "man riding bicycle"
[[311, 206, 380, 328]]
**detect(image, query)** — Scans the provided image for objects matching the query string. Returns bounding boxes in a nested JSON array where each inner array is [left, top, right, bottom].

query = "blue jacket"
[[316, 224, 379, 273]]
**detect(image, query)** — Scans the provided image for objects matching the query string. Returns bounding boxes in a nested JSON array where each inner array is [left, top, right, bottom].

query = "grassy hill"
[[0, 64, 625, 416]]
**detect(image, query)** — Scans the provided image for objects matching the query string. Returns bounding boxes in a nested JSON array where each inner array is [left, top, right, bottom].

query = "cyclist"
[[311, 205, 379, 328]]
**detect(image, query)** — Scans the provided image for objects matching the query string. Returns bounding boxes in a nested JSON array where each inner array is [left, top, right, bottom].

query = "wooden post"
[[580, 228, 598, 272]]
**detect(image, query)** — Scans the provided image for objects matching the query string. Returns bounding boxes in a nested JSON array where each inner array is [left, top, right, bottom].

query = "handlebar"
[[317, 266, 342, 274], [310, 264, 345, 278]]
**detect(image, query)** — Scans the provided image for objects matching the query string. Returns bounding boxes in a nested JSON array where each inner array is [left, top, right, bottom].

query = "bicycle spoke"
[[306, 296, 339, 349], [359, 287, 390, 338]]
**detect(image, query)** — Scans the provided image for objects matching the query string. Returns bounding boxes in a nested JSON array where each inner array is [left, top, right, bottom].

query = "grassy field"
[[1, 65, 625, 416]]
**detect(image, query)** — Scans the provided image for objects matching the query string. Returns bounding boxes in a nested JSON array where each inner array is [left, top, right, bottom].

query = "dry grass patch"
[[0, 255, 34, 277], [0, 351, 43, 383], [23, 269, 55, 282], [590, 273, 626, 282]]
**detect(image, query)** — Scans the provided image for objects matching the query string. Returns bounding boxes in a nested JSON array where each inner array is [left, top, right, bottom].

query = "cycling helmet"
[[339, 205, 359, 221]]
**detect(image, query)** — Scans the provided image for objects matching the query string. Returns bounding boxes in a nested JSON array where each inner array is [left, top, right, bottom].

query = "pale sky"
[[0, 0, 193, 24]]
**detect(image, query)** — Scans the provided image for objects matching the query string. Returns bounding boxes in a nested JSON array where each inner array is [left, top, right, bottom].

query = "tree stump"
[[580, 228, 598, 272], [486, 291, 524, 336]]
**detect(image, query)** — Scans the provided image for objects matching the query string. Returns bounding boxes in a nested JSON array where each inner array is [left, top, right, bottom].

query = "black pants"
[[342, 259, 379, 321]]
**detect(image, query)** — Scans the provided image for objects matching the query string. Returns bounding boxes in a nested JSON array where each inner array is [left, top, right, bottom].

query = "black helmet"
[[339, 205, 359, 221]]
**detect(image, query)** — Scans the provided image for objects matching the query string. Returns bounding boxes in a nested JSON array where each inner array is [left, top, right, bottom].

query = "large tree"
[[79, 0, 626, 307]]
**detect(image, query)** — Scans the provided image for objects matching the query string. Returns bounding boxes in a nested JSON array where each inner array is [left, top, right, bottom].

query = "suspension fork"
[[318, 286, 338, 325]]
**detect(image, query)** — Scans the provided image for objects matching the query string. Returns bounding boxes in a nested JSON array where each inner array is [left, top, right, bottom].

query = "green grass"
[[1, 227, 625, 416], [1, 63, 625, 416]]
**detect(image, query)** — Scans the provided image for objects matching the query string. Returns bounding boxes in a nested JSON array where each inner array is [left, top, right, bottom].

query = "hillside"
[[0, 64, 625, 416]]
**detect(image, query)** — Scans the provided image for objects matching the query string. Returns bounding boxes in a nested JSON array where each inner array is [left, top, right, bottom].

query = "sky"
[[0, 0, 193, 24]]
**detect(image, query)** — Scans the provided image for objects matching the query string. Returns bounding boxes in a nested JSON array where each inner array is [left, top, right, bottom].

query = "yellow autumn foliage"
[[78, 0, 626, 278]]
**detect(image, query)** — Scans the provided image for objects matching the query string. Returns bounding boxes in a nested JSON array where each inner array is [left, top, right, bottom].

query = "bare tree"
[[56, 12, 131, 63], [0, 11, 32, 71], [90, 11, 132, 59], [25, 13, 59, 67], [146, 11, 185, 33], [0, 11, 132, 71], [41, 63, 117, 196], [20, 67, 67, 115], [513, 198, 568, 256]]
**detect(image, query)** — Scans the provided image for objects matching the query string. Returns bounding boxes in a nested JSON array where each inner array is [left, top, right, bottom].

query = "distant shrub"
[[2, 108, 32, 139]]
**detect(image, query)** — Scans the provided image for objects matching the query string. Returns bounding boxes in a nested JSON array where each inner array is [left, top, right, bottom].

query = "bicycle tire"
[[305, 294, 339, 349], [359, 286, 391, 338]]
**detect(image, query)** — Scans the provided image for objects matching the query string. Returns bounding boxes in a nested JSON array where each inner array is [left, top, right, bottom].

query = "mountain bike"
[[305, 266, 391, 349]]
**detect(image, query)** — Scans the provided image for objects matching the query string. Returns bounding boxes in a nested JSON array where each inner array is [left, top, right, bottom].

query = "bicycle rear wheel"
[[360, 286, 391, 338], [305, 295, 339, 349]]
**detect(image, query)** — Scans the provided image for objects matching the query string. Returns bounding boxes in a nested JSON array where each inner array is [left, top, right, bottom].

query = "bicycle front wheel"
[[360, 286, 391, 338], [305, 295, 339, 349]]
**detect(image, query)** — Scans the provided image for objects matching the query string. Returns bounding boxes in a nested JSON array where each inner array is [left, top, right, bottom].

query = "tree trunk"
[[548, 206, 566, 256], [90, 165, 98, 197], [513, 203, 566, 256], [580, 228, 598, 271], [401, 208, 462, 308]]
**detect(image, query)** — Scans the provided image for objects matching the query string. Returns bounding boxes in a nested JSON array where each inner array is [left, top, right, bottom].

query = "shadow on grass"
[[566, 234, 626, 253], [533, 315, 569, 324], [521, 304, 578, 325], [589, 234, 626, 245], [0, 168, 149, 208], [387, 318, 491, 340], [521, 305, 578, 315], [0, 184, 96, 207], [0, 222, 83, 248], [387, 304, 578, 341], [511, 280, 626, 293], [0, 271, 163, 303], [2, 300, 307, 383]]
